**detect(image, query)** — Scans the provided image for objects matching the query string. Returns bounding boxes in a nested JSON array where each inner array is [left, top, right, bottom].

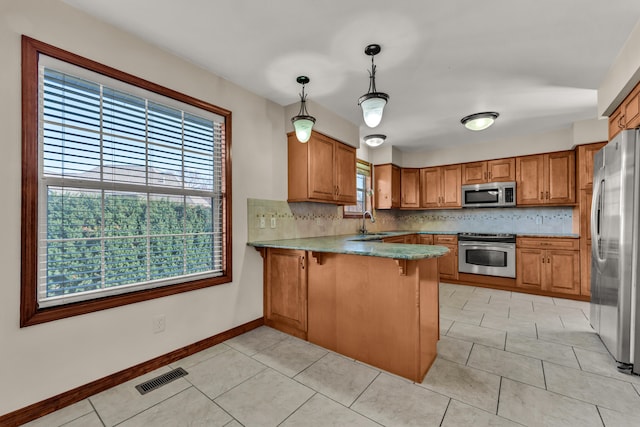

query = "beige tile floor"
[[23, 283, 640, 427]]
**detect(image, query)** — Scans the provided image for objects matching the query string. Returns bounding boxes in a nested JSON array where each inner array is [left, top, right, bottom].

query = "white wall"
[[599, 19, 640, 116], [400, 128, 574, 168], [0, 0, 288, 415], [366, 118, 607, 169], [284, 99, 360, 148]]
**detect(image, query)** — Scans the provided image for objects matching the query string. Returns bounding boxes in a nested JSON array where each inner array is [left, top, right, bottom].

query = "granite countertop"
[[248, 233, 450, 260]]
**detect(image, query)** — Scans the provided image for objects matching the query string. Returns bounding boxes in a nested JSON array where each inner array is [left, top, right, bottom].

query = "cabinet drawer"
[[435, 234, 458, 244], [516, 237, 579, 250]]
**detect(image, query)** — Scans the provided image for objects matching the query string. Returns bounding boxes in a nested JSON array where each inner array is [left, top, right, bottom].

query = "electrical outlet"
[[270, 216, 276, 228], [259, 216, 266, 228], [152, 315, 166, 333], [536, 215, 543, 225]]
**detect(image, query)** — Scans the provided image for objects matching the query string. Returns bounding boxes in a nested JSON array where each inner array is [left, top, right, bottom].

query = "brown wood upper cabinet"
[[401, 168, 421, 208], [609, 83, 640, 140], [374, 164, 401, 209], [420, 164, 462, 209], [576, 142, 606, 190], [287, 131, 356, 205], [461, 158, 515, 185], [515, 151, 575, 206]]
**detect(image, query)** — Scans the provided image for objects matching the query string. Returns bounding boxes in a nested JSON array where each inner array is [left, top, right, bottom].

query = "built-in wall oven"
[[458, 233, 516, 278]]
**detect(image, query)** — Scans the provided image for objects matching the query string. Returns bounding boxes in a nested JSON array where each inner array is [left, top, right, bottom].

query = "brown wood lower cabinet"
[[307, 253, 439, 382], [516, 237, 580, 296], [263, 248, 307, 339], [260, 246, 440, 382], [435, 235, 458, 281]]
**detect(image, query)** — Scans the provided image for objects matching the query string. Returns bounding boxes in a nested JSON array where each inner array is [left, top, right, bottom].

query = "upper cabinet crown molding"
[[608, 80, 640, 140]]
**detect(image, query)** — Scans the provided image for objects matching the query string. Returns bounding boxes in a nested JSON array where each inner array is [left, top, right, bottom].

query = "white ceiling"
[[63, 0, 640, 152]]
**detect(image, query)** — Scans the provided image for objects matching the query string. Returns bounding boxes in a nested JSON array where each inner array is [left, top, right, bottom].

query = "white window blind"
[[37, 58, 226, 307]]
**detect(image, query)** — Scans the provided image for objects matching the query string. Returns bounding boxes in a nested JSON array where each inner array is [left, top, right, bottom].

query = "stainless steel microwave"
[[461, 181, 516, 208]]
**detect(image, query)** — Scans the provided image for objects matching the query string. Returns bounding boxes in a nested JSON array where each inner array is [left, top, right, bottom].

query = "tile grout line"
[[437, 398, 453, 427], [87, 398, 106, 427], [275, 391, 317, 427]]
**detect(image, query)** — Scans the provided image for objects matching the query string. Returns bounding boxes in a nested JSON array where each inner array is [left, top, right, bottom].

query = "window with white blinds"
[[37, 58, 226, 307]]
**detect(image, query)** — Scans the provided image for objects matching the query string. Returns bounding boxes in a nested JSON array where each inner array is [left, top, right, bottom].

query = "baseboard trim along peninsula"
[[0, 318, 264, 427]]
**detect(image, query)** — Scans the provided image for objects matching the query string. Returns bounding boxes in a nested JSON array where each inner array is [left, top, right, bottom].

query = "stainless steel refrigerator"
[[590, 129, 640, 374]]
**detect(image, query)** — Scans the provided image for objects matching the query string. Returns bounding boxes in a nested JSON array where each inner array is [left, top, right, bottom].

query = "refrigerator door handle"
[[591, 177, 605, 264]]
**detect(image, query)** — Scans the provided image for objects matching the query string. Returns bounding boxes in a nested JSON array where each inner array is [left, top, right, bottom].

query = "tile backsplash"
[[247, 198, 575, 241]]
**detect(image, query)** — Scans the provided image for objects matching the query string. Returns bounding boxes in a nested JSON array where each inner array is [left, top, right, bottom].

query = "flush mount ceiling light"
[[461, 112, 499, 131], [291, 76, 316, 143], [363, 134, 386, 147], [358, 44, 389, 128]]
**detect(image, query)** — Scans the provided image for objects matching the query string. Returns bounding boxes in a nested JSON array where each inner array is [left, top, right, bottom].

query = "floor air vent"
[[135, 367, 188, 395]]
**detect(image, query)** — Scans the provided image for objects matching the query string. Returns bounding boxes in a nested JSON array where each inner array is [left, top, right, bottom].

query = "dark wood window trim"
[[20, 36, 233, 327]]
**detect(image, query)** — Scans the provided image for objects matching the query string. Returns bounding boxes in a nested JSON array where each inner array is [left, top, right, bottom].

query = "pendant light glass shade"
[[358, 44, 389, 128], [291, 76, 316, 143], [363, 134, 386, 147], [292, 117, 315, 143], [359, 95, 388, 128], [461, 112, 499, 131]]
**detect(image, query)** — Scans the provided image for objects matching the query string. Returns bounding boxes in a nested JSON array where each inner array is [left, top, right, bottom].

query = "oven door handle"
[[458, 241, 515, 249]]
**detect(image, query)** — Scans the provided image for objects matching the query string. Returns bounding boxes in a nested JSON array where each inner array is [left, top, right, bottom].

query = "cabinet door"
[[441, 164, 462, 208], [334, 143, 356, 204], [487, 158, 515, 182], [461, 161, 487, 185], [437, 244, 458, 281], [516, 155, 545, 205], [264, 249, 307, 337], [577, 142, 606, 190], [608, 106, 624, 140], [516, 248, 544, 290], [545, 250, 580, 295], [624, 87, 640, 130], [374, 164, 400, 209], [380, 235, 404, 244], [581, 189, 593, 244], [546, 151, 575, 204], [401, 168, 421, 208], [420, 167, 441, 208], [391, 165, 401, 207], [308, 135, 336, 201], [418, 234, 434, 245]]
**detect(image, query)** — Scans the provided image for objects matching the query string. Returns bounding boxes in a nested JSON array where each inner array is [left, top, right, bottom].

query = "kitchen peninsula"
[[249, 233, 449, 382]]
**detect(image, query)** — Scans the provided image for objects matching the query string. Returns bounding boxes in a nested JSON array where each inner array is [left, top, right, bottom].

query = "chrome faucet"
[[360, 210, 376, 234]]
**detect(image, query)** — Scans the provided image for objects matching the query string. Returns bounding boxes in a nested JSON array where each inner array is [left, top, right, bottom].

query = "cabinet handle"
[[619, 114, 625, 129], [300, 256, 305, 270], [542, 256, 545, 263], [484, 172, 487, 180], [540, 192, 544, 199], [547, 256, 551, 263], [546, 191, 549, 200]]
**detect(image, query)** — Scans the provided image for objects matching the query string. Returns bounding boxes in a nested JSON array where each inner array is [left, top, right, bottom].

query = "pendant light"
[[461, 112, 499, 131], [291, 76, 316, 143], [363, 134, 386, 147], [358, 44, 389, 128]]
